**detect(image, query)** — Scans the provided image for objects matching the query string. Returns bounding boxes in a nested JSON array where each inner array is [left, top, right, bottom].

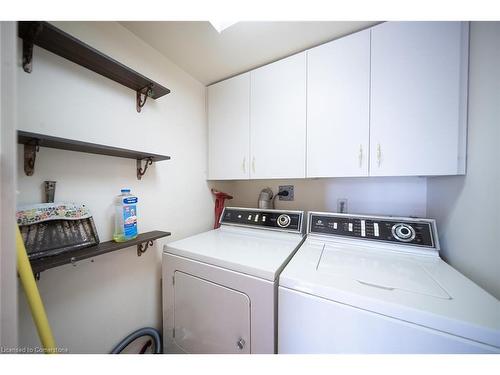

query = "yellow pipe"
[[16, 225, 57, 353]]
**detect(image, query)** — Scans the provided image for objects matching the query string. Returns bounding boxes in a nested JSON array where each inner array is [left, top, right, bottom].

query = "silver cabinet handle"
[[359, 144, 363, 168], [252, 157, 256, 174], [242, 157, 246, 173], [237, 338, 246, 350], [377, 143, 382, 167]]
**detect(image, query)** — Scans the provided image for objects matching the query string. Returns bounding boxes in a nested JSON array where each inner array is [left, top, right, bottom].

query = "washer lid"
[[280, 240, 500, 349], [164, 226, 304, 281], [317, 244, 450, 299]]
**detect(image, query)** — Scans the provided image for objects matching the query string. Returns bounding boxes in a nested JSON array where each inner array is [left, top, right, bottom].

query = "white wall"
[[212, 177, 428, 217], [16, 22, 214, 353], [427, 22, 500, 299]]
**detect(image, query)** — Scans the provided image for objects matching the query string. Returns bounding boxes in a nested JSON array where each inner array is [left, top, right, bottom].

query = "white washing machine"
[[279, 211, 500, 353], [163, 207, 305, 354]]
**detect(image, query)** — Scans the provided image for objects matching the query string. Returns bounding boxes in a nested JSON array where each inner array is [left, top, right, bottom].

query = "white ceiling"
[[120, 21, 378, 85]]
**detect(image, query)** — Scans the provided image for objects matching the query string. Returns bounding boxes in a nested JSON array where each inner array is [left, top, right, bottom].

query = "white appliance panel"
[[173, 271, 250, 354], [279, 287, 499, 354], [163, 253, 276, 353]]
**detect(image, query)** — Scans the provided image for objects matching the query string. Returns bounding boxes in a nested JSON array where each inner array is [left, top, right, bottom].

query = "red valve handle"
[[211, 189, 233, 229]]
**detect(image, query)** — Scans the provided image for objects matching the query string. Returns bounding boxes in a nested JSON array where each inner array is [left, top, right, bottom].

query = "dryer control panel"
[[309, 213, 438, 249], [221, 208, 304, 233]]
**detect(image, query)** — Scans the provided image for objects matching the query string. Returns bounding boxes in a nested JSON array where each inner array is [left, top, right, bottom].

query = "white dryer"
[[279, 212, 500, 353], [163, 207, 305, 354]]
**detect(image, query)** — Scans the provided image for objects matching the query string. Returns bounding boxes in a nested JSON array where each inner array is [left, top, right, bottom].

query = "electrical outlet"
[[278, 185, 294, 201], [337, 198, 348, 213]]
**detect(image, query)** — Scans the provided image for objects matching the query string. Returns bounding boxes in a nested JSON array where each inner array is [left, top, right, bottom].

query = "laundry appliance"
[[163, 207, 305, 353], [279, 212, 500, 353]]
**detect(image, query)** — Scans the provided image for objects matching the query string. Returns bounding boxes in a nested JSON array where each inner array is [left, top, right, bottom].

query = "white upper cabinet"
[[250, 53, 307, 179], [307, 30, 370, 177], [370, 22, 469, 176], [208, 73, 250, 180], [207, 22, 469, 181]]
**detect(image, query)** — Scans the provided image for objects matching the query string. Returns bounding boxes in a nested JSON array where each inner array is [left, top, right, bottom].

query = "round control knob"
[[277, 214, 291, 228], [391, 223, 416, 242]]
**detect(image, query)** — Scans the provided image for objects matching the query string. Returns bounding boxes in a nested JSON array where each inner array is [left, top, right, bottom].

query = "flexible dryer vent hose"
[[16, 225, 57, 353], [110, 327, 162, 354]]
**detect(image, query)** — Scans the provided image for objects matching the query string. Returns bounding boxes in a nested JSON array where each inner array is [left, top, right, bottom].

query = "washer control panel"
[[309, 213, 437, 249], [221, 208, 303, 233]]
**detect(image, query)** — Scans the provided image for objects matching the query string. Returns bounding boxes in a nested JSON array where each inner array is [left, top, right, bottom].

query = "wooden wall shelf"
[[30, 230, 171, 275], [18, 21, 171, 112], [18, 130, 170, 180]]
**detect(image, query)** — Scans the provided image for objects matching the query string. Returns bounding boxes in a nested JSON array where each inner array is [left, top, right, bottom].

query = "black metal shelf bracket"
[[137, 240, 154, 257], [136, 85, 153, 113], [137, 157, 153, 180], [21, 22, 43, 73], [24, 139, 40, 176]]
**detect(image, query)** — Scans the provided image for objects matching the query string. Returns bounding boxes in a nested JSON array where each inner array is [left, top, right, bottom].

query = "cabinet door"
[[173, 271, 251, 354], [250, 52, 307, 179], [208, 73, 250, 180], [307, 30, 370, 177], [370, 22, 469, 176]]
